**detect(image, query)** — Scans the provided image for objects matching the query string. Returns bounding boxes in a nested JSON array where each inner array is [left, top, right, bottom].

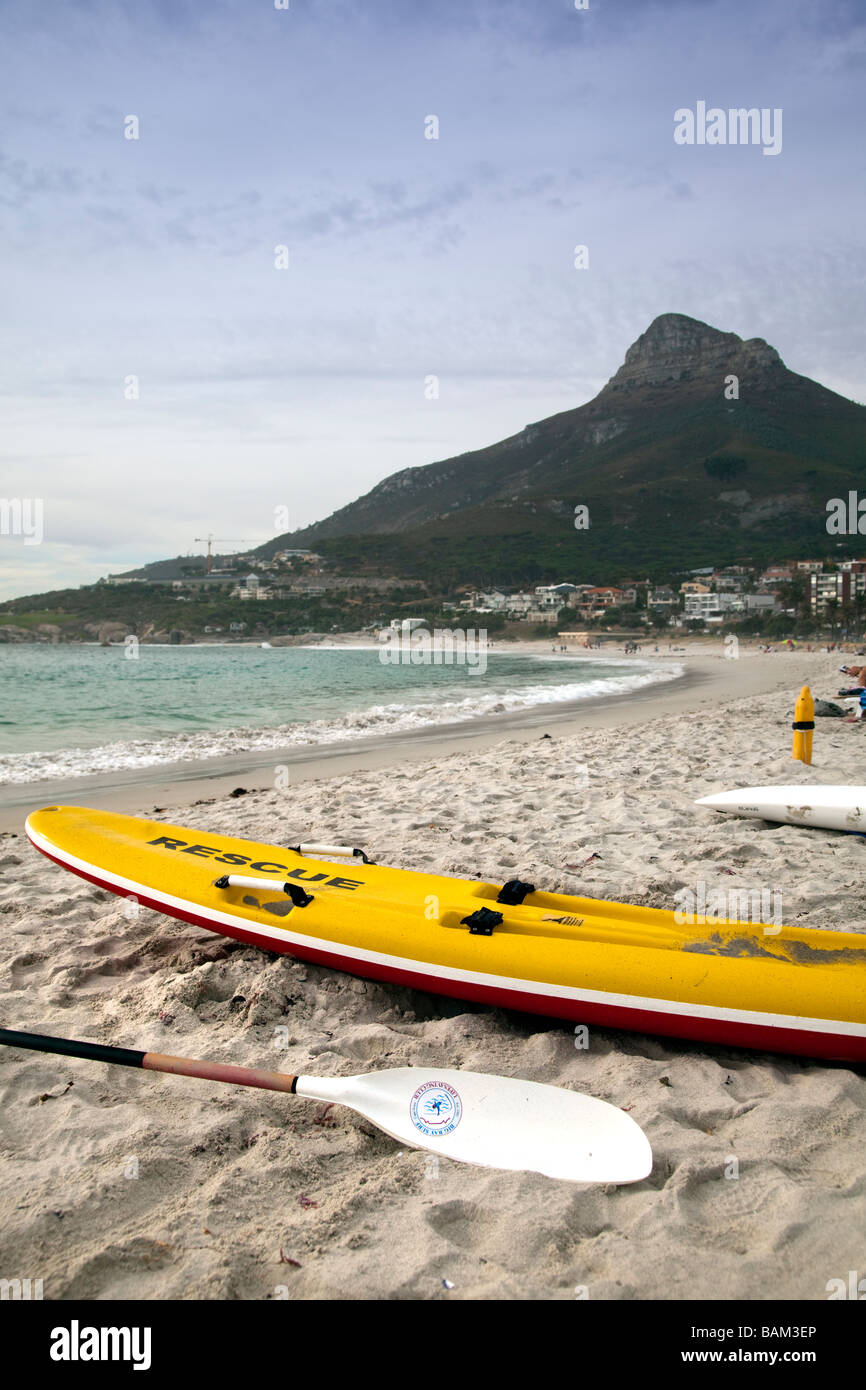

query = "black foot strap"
[[283, 883, 314, 907], [496, 879, 535, 906], [460, 907, 503, 936]]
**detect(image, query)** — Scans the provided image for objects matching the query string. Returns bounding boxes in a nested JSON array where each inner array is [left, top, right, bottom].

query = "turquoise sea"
[[0, 643, 678, 783]]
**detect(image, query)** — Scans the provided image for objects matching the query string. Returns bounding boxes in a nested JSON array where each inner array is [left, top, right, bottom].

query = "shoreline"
[[3, 646, 866, 1300], [0, 649, 812, 832]]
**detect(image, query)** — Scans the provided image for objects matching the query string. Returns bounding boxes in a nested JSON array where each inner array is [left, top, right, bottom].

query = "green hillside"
[[265, 314, 866, 587]]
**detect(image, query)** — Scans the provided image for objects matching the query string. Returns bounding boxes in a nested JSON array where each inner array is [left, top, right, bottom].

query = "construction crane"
[[194, 534, 266, 573]]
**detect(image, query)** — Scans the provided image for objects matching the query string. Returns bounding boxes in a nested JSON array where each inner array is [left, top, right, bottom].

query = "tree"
[[703, 455, 748, 483]]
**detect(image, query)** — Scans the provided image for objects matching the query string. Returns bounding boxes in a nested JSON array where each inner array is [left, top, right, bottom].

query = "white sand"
[[1, 646, 865, 1301]]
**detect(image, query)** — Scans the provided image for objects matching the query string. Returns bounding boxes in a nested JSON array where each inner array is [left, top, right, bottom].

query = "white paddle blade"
[[295, 1068, 652, 1184]]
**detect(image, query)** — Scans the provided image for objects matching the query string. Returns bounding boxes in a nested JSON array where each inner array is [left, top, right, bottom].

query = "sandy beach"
[[2, 643, 865, 1301]]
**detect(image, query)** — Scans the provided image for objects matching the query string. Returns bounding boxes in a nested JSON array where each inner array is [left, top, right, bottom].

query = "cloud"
[[0, 0, 863, 598]]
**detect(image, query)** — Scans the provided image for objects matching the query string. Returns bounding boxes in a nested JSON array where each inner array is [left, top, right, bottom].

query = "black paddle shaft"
[[0, 1028, 146, 1070]]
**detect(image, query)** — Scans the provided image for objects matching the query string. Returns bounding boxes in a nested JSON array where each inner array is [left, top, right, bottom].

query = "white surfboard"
[[696, 785, 866, 832]]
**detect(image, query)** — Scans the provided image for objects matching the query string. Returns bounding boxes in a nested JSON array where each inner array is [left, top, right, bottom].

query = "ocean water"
[[0, 643, 680, 784]]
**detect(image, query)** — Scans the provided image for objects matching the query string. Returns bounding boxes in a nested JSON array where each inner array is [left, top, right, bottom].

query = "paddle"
[[0, 1028, 651, 1184]]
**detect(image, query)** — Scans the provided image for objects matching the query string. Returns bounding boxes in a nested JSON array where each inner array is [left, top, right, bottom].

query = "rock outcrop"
[[603, 313, 783, 393]]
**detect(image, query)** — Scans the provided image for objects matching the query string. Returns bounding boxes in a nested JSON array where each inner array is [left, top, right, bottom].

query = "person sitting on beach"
[[845, 688, 866, 722], [839, 665, 866, 692]]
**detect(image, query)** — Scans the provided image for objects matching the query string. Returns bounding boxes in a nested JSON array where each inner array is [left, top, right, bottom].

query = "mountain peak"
[[276, 311, 862, 565], [604, 312, 783, 393]]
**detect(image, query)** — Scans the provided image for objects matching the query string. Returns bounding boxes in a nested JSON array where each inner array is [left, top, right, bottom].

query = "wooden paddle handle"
[[142, 1052, 298, 1093]]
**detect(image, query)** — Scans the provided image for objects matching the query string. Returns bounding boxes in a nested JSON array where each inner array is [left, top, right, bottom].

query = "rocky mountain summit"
[[604, 313, 783, 393]]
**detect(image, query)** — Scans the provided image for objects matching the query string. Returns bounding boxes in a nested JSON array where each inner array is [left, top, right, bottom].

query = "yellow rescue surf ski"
[[25, 806, 866, 1063]]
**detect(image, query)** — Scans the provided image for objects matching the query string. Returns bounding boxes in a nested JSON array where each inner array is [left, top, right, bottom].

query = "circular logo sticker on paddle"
[[410, 1080, 463, 1137]]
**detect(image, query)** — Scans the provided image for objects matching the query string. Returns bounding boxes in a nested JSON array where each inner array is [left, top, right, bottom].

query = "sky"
[[1, 0, 865, 599]]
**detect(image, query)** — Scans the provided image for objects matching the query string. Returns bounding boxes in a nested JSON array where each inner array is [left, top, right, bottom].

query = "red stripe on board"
[[26, 830, 866, 1064]]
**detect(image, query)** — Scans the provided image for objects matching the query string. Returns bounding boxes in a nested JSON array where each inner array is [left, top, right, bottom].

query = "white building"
[[463, 590, 509, 612], [685, 591, 779, 621], [809, 570, 866, 614], [535, 583, 578, 598], [684, 592, 737, 620], [741, 593, 780, 612], [230, 574, 271, 601], [649, 586, 678, 610], [505, 593, 536, 616]]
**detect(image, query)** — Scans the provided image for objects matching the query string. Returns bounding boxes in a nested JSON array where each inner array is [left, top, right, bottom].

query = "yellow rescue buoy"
[[792, 685, 814, 764]]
